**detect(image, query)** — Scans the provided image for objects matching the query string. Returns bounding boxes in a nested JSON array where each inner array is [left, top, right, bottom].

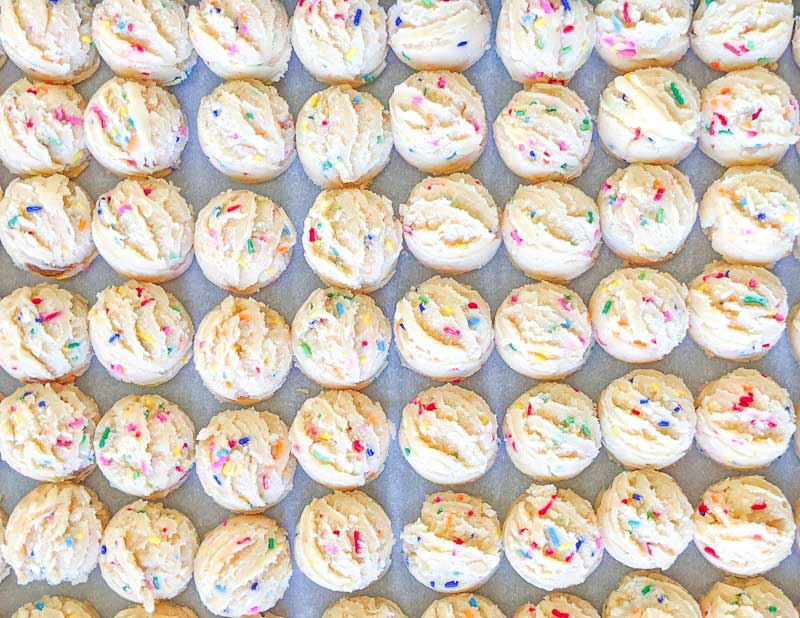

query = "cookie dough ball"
[[515, 594, 600, 618], [0, 508, 7, 583], [502, 181, 600, 282], [389, 71, 487, 174], [10, 597, 100, 618], [0, 0, 98, 84], [691, 0, 792, 72], [289, 389, 390, 490], [700, 166, 800, 267], [494, 84, 593, 183], [85, 77, 188, 177], [194, 515, 291, 616], [88, 280, 193, 385], [790, 303, 800, 365], [598, 370, 695, 469], [402, 491, 501, 593], [399, 384, 497, 485], [687, 262, 787, 361], [195, 296, 291, 404], [394, 276, 492, 380], [693, 476, 795, 575], [94, 177, 194, 282], [504, 383, 600, 481], [598, 68, 701, 164], [503, 484, 603, 590], [4, 481, 109, 585], [296, 85, 391, 189], [292, 287, 390, 389], [589, 267, 688, 363], [322, 597, 407, 618], [422, 595, 504, 618], [700, 577, 797, 618], [188, 0, 291, 81], [400, 174, 500, 274], [598, 164, 697, 264], [696, 368, 794, 470], [195, 190, 295, 294], [113, 603, 197, 618], [295, 490, 393, 592], [603, 571, 701, 618], [303, 188, 402, 291], [197, 408, 294, 513], [699, 68, 799, 167], [0, 383, 98, 482], [0, 176, 95, 278], [197, 80, 295, 183], [594, 0, 692, 72], [94, 394, 195, 499], [496, 0, 595, 83], [495, 282, 593, 380], [291, 0, 387, 85], [0, 283, 91, 382], [92, 0, 196, 85]]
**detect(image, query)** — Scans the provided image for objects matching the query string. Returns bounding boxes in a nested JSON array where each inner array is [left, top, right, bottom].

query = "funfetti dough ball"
[[188, 0, 291, 81], [88, 280, 193, 386], [699, 68, 799, 167], [296, 85, 392, 189], [94, 394, 195, 499], [700, 166, 800, 267], [0, 507, 8, 583], [594, 0, 692, 72], [0, 0, 98, 84], [0, 80, 88, 177], [687, 262, 788, 361], [693, 476, 795, 576], [399, 384, 498, 485], [422, 595, 504, 618], [691, 0, 792, 72], [603, 571, 701, 618], [295, 490, 393, 592], [388, 0, 490, 71], [194, 515, 291, 616], [599, 370, 696, 470], [0, 283, 91, 383], [402, 491, 501, 593], [113, 602, 198, 618], [496, 0, 595, 84], [322, 596, 408, 618], [701, 577, 798, 618], [291, 0, 388, 85], [292, 287, 390, 389], [85, 77, 188, 177], [195, 190, 295, 294], [289, 389, 391, 490], [11, 597, 100, 618], [4, 481, 109, 585], [394, 276, 492, 380], [495, 282, 593, 380], [195, 296, 291, 404], [504, 383, 601, 481], [303, 188, 402, 292], [0, 383, 99, 482], [0, 176, 95, 278], [589, 267, 688, 363], [94, 177, 194, 282], [502, 181, 600, 283], [503, 484, 603, 590], [598, 68, 701, 164], [598, 164, 697, 264], [389, 71, 487, 174], [695, 368, 794, 470], [197, 408, 294, 513], [515, 594, 600, 618], [99, 500, 197, 612], [197, 80, 295, 183], [494, 84, 594, 183], [400, 174, 500, 274]]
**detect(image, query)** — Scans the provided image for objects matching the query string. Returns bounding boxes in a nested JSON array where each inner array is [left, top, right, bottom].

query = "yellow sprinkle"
[[782, 214, 794, 222], [172, 446, 181, 458], [363, 313, 371, 325], [70, 151, 83, 163], [309, 94, 320, 108], [320, 433, 331, 440], [80, 34, 92, 43], [102, 20, 111, 28], [119, 106, 128, 116], [139, 331, 154, 345], [237, 257, 248, 267], [148, 536, 161, 545], [441, 305, 452, 316], [253, 154, 263, 162], [301, 123, 309, 131], [222, 460, 232, 475], [480, 416, 488, 425], [359, 356, 366, 364], [384, 240, 393, 250], [344, 47, 356, 61], [534, 17, 545, 27]]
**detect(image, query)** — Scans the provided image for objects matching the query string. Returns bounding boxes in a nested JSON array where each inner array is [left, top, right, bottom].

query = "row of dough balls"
[[1, 473, 799, 614]]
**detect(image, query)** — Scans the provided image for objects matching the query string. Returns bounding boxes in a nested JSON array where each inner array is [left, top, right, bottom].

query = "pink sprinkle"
[[748, 279, 757, 288], [563, 25, 574, 33], [437, 76, 446, 88], [510, 229, 523, 246], [143, 188, 152, 196], [99, 455, 112, 466], [91, 106, 107, 129], [752, 108, 763, 121], [118, 204, 132, 215], [723, 42, 743, 56], [162, 326, 171, 335], [156, 412, 168, 423], [511, 295, 519, 303], [540, 0, 553, 14], [443, 326, 461, 337], [616, 48, 637, 57], [412, 96, 424, 105], [558, 140, 567, 151], [127, 423, 138, 432], [654, 188, 665, 201], [558, 297, 570, 312], [622, 1, 631, 22], [68, 418, 84, 428], [774, 313, 785, 322]]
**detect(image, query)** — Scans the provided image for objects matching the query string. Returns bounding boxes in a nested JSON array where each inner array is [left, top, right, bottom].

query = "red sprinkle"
[[236, 537, 252, 545], [698, 502, 709, 516], [538, 494, 557, 516], [751, 502, 767, 511], [552, 610, 570, 618], [704, 546, 720, 559], [654, 188, 665, 201], [309, 228, 316, 242], [30, 297, 42, 305], [467, 302, 478, 309], [353, 530, 362, 554], [352, 439, 364, 453], [751, 107, 763, 121]]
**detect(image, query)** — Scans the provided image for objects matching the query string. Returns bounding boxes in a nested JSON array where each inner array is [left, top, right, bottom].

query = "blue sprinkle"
[[469, 598, 478, 608], [632, 493, 642, 501], [757, 212, 766, 220], [35, 604, 44, 611], [101, 545, 107, 554], [65, 536, 74, 547], [108, 332, 121, 344], [561, 0, 571, 10], [353, 8, 362, 25], [213, 475, 222, 485], [26, 205, 43, 213], [418, 303, 426, 313], [611, 13, 622, 32], [366, 448, 374, 456], [352, 96, 361, 104], [457, 40, 468, 47], [238, 437, 250, 445], [250, 582, 258, 590], [38, 401, 45, 408], [215, 584, 226, 593], [430, 581, 436, 588], [213, 109, 221, 117], [658, 420, 670, 427], [395, 16, 402, 26], [467, 316, 481, 327], [640, 398, 649, 404], [657, 596, 665, 603], [547, 526, 560, 547], [517, 548, 532, 559], [336, 301, 344, 316], [23, 391, 32, 397], [376, 340, 385, 352], [529, 150, 536, 159], [444, 580, 458, 588], [674, 406, 682, 413], [563, 319, 572, 329], [575, 538, 584, 551]]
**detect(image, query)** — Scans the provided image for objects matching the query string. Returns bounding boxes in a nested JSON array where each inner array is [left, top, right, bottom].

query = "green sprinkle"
[[580, 424, 591, 437], [300, 342, 312, 357], [562, 416, 575, 426], [656, 208, 665, 223], [245, 112, 254, 119], [67, 342, 80, 349], [404, 447, 411, 456], [419, 294, 430, 304], [247, 238, 254, 254], [561, 46, 571, 54], [602, 300, 612, 314], [545, 106, 558, 113], [669, 82, 684, 106], [152, 577, 160, 590], [535, 38, 544, 49], [171, 305, 182, 314], [641, 584, 652, 595], [638, 271, 647, 279], [376, 135, 384, 144], [311, 446, 331, 462], [99, 427, 111, 448], [7, 215, 18, 228], [769, 607, 777, 613], [268, 537, 275, 550], [580, 118, 590, 131], [587, 211, 594, 223], [743, 295, 768, 306]]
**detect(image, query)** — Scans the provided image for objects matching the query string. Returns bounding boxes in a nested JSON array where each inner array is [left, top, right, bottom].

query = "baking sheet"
[[2, 1, 800, 616]]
